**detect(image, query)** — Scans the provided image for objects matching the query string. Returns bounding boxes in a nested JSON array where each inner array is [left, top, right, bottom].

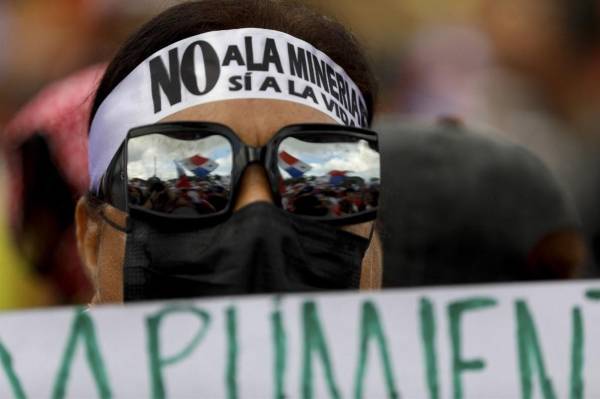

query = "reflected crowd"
[[280, 174, 379, 217], [128, 175, 231, 215], [127, 171, 380, 218]]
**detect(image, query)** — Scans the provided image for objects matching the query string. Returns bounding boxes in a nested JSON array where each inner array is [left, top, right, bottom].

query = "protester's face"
[[76, 99, 381, 303]]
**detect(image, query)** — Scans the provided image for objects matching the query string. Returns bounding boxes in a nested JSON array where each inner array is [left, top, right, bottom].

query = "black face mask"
[[123, 202, 370, 301]]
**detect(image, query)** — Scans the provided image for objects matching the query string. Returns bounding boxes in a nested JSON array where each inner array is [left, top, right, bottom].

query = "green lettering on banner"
[[420, 297, 439, 399], [226, 307, 238, 399], [515, 300, 557, 399], [301, 301, 340, 399], [570, 307, 584, 399], [353, 301, 399, 399], [271, 298, 287, 399], [448, 297, 497, 399], [146, 304, 211, 399], [52, 308, 111, 399], [585, 289, 600, 300], [0, 339, 26, 399]]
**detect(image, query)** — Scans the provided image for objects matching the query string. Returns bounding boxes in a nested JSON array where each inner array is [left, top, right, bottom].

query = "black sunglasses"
[[99, 122, 380, 225]]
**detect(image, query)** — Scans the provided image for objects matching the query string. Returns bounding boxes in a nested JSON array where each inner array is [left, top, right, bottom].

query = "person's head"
[[76, 0, 380, 303], [377, 119, 588, 286], [3, 64, 106, 304], [483, 0, 600, 91]]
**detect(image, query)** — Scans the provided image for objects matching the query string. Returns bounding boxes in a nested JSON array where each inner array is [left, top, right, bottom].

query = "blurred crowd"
[[0, 0, 599, 308], [129, 176, 231, 215], [280, 175, 379, 217], [127, 172, 379, 218]]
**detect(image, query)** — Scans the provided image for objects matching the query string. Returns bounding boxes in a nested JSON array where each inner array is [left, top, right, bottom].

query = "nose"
[[233, 164, 274, 211]]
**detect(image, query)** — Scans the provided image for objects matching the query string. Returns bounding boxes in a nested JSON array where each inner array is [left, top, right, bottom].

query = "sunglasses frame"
[[99, 121, 379, 226]]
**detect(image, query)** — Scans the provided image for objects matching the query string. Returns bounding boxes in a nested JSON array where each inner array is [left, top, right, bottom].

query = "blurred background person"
[[378, 119, 588, 287], [0, 0, 144, 308], [2, 63, 106, 306], [479, 0, 600, 276], [392, 0, 600, 274]]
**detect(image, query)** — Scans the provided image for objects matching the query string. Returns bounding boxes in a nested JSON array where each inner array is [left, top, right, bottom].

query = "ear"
[[75, 197, 102, 296]]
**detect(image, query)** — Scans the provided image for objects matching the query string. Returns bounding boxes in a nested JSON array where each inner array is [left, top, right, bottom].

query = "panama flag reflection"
[[178, 155, 219, 177], [328, 170, 348, 185], [278, 151, 312, 178]]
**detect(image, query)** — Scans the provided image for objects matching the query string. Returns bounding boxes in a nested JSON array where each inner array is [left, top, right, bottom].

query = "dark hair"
[[91, 0, 377, 125]]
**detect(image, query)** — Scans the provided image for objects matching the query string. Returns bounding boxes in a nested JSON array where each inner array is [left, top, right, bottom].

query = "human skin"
[[76, 98, 382, 304]]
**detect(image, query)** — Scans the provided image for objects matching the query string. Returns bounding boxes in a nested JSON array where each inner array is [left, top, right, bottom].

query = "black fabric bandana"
[[123, 202, 369, 301]]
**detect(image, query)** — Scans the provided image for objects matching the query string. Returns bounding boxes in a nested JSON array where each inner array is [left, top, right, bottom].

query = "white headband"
[[89, 28, 368, 191]]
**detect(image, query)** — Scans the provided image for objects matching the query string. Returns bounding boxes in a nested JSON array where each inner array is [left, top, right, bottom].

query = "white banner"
[[0, 280, 599, 398]]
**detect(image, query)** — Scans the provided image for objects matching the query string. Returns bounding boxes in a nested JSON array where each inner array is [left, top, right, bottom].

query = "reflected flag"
[[174, 161, 191, 188], [278, 151, 312, 178], [179, 155, 218, 177], [328, 170, 348, 186]]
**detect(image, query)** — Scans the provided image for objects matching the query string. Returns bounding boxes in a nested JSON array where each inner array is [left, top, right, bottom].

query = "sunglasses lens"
[[277, 135, 380, 218], [127, 133, 233, 216]]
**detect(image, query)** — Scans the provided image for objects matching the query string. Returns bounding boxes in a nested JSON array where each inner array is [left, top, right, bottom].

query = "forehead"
[[160, 98, 337, 147]]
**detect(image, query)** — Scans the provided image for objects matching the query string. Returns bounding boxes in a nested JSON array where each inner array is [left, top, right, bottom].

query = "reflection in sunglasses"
[[277, 137, 380, 217], [127, 134, 233, 215], [125, 132, 380, 218]]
